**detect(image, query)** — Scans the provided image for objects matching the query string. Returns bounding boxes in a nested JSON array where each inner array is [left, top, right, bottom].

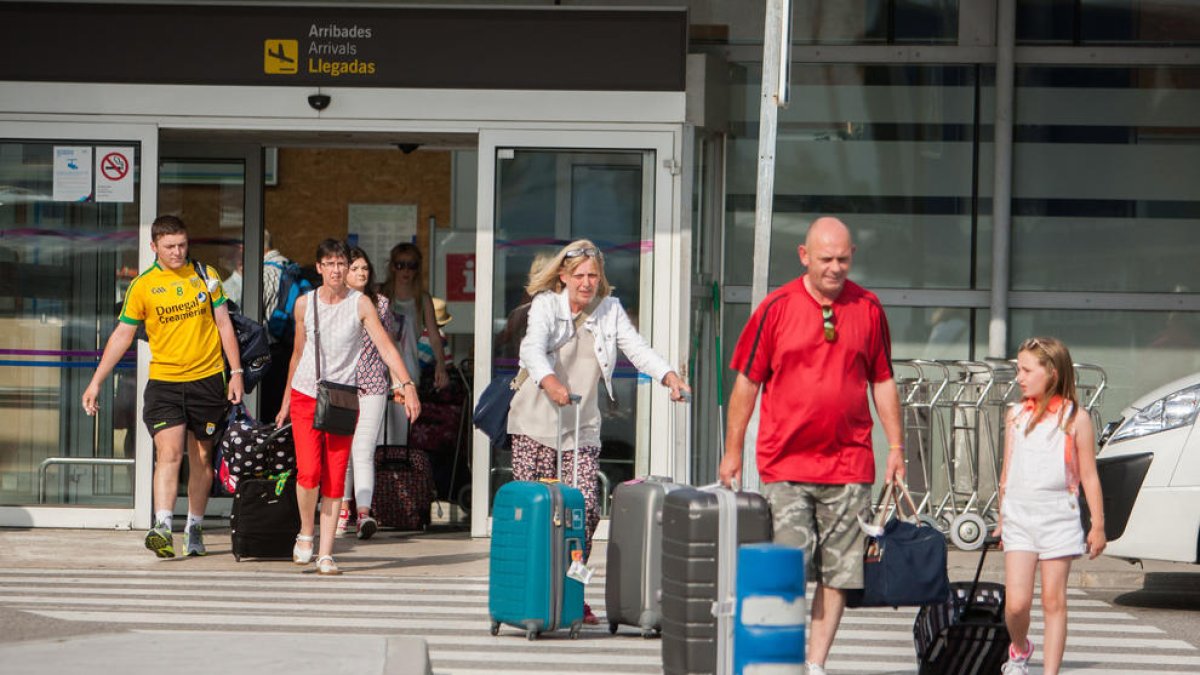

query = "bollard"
[[735, 543, 806, 675]]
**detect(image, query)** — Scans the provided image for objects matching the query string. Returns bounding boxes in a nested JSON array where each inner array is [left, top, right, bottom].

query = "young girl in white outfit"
[[997, 336, 1106, 674]]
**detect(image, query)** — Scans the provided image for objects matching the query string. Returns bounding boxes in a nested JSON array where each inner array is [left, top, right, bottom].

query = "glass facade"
[[723, 53, 1200, 431], [1018, 0, 1200, 44], [726, 64, 991, 291], [1012, 66, 1200, 294], [0, 140, 140, 507]]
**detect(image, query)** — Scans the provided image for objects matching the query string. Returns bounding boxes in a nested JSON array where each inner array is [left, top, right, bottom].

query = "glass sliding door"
[[158, 142, 262, 516], [472, 129, 682, 538], [0, 122, 157, 528]]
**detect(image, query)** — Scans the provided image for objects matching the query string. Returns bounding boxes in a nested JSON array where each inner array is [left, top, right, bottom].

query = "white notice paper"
[[95, 146, 135, 203], [53, 146, 93, 202], [348, 204, 418, 273]]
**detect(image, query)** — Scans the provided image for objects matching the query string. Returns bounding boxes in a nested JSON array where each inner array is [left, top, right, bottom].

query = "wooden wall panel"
[[264, 148, 452, 266]]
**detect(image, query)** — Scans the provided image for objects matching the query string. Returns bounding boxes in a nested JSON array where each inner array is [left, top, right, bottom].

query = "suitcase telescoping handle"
[[555, 394, 583, 487]]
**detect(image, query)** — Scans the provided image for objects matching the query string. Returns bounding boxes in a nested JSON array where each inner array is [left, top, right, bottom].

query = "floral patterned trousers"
[[509, 433, 602, 562]]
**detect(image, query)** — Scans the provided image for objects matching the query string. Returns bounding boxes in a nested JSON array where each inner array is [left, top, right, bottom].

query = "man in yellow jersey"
[[82, 215, 245, 558]]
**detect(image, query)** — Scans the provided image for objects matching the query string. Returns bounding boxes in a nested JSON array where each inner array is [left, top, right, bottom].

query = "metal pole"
[[988, 0, 1015, 359], [744, 0, 791, 492], [752, 0, 789, 310]]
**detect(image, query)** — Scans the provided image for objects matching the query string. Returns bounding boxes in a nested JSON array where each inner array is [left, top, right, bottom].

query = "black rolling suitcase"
[[914, 542, 1009, 674], [660, 486, 772, 675], [230, 469, 301, 561]]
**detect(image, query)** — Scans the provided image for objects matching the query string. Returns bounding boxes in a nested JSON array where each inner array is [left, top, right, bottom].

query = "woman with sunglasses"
[[506, 239, 690, 625], [381, 243, 449, 444]]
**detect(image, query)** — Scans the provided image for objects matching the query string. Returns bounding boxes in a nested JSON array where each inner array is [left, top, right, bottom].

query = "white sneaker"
[[805, 664, 828, 675], [1001, 639, 1034, 675]]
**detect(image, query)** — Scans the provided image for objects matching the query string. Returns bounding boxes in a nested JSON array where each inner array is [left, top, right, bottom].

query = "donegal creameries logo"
[[264, 24, 377, 78], [264, 40, 298, 74]]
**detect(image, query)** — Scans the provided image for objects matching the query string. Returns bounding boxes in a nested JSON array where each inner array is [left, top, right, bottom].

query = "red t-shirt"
[[729, 278, 893, 484]]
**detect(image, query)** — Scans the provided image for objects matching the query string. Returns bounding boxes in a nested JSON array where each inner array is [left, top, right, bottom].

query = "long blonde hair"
[[1018, 336, 1079, 434], [525, 239, 611, 298]]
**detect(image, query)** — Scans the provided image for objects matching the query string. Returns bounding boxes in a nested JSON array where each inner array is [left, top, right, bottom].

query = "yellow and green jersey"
[[119, 260, 227, 382]]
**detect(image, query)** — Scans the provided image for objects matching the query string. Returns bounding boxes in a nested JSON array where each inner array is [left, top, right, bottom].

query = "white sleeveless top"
[[1004, 402, 1079, 500], [291, 289, 363, 398]]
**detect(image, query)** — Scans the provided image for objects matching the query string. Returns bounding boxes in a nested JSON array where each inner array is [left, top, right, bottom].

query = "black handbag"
[[845, 481, 951, 608], [310, 290, 359, 436], [192, 262, 271, 394]]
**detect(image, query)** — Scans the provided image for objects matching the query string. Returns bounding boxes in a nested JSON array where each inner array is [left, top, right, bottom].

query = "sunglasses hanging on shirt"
[[822, 305, 837, 342]]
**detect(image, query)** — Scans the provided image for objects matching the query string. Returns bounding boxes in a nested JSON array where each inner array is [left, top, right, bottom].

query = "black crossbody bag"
[[311, 291, 359, 436]]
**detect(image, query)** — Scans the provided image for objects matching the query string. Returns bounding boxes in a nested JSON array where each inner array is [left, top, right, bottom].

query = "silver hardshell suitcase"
[[604, 475, 685, 637]]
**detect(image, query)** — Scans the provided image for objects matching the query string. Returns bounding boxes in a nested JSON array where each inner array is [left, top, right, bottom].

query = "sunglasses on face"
[[392, 260, 419, 271], [563, 247, 601, 260], [822, 305, 837, 342]]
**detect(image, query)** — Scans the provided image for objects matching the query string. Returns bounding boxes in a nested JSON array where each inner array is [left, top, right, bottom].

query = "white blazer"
[[519, 289, 673, 400]]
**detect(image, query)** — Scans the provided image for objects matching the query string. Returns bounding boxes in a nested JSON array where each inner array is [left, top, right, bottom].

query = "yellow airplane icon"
[[264, 40, 298, 74]]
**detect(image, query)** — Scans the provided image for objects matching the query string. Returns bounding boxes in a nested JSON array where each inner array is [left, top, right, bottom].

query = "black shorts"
[[143, 373, 229, 440]]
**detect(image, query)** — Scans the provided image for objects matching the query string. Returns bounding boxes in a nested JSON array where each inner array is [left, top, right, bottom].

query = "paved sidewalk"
[[2, 525, 1198, 675], [1, 524, 1196, 589]]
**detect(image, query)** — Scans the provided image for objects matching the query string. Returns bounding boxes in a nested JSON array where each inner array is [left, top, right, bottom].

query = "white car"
[[1095, 372, 1200, 564]]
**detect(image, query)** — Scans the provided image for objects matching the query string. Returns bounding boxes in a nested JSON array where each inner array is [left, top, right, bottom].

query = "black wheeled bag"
[[913, 543, 1009, 675], [604, 475, 684, 638], [230, 470, 301, 561]]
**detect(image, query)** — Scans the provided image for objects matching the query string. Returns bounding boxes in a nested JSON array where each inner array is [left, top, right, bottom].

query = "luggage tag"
[[567, 549, 594, 585]]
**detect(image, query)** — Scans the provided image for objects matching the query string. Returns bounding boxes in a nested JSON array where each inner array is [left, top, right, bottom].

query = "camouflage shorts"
[[762, 482, 872, 589]]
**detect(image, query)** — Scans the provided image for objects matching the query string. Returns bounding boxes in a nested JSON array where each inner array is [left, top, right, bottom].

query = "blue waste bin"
[[735, 543, 806, 674]]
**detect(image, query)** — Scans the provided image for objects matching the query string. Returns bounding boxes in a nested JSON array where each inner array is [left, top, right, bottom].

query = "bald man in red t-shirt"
[[720, 217, 904, 675]]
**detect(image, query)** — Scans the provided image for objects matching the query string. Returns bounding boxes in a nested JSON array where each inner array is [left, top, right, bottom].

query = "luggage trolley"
[[1073, 362, 1108, 432], [938, 360, 1014, 550], [894, 359, 952, 521]]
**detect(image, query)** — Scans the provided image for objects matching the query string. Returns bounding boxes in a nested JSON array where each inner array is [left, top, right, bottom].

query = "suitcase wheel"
[[489, 621, 499, 636], [526, 628, 538, 641], [569, 624, 581, 640], [608, 622, 618, 635], [233, 554, 241, 562], [641, 628, 657, 639]]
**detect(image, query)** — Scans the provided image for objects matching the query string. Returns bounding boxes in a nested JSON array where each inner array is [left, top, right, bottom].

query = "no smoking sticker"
[[100, 152, 129, 181], [95, 146, 134, 203]]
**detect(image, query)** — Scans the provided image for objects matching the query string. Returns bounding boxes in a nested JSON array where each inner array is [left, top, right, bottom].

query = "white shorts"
[[1001, 492, 1086, 560]]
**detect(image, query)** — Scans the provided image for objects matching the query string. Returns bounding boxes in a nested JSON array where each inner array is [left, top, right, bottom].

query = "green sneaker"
[[144, 523, 175, 558], [184, 524, 207, 557]]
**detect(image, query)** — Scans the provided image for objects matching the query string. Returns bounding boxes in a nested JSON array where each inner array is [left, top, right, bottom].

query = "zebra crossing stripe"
[[6, 571, 1199, 673]]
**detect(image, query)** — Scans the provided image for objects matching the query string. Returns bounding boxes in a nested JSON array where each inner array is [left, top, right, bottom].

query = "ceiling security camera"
[[307, 94, 331, 111]]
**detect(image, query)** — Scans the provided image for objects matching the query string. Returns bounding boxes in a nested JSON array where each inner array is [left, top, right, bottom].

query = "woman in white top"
[[276, 239, 421, 575], [381, 243, 448, 444], [506, 239, 690, 624]]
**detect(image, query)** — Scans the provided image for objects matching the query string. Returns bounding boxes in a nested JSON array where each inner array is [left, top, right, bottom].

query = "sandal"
[[293, 534, 315, 565], [316, 555, 342, 576]]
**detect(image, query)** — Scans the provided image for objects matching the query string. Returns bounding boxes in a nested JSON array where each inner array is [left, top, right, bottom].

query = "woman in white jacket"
[[507, 239, 690, 624]]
